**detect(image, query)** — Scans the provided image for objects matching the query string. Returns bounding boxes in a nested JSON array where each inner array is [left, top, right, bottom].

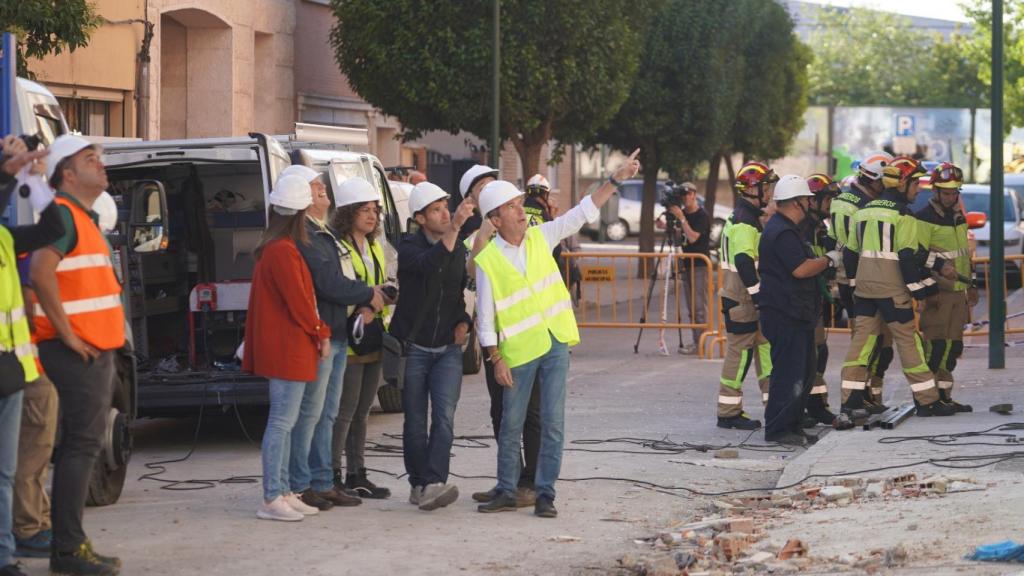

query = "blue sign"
[[895, 114, 916, 137]]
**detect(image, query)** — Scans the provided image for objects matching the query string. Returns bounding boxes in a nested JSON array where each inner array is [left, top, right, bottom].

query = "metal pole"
[[1, 33, 16, 137], [990, 0, 1006, 368], [490, 0, 500, 170]]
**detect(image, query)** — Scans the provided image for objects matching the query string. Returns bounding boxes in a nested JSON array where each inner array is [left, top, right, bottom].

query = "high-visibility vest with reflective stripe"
[[474, 226, 579, 368], [33, 196, 125, 350], [718, 215, 760, 303], [339, 237, 388, 356], [0, 227, 40, 382], [829, 188, 869, 285], [849, 195, 933, 299], [916, 200, 972, 292]]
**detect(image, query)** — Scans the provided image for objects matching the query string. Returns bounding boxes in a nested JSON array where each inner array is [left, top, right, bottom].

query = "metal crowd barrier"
[[564, 252, 1023, 355], [561, 252, 715, 357]]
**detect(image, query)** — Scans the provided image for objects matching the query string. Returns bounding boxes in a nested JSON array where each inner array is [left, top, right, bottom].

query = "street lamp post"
[[490, 0, 500, 170], [990, 0, 1006, 368]]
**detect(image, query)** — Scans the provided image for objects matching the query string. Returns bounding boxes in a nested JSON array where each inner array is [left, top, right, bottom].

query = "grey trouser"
[[332, 360, 382, 473]]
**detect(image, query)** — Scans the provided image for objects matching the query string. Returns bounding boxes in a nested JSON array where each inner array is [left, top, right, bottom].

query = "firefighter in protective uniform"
[[839, 156, 958, 417], [914, 162, 974, 412], [716, 161, 778, 430], [833, 152, 895, 411], [803, 174, 852, 429]]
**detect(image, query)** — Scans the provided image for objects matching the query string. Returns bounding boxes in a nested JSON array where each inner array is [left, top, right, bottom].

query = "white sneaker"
[[284, 492, 319, 516], [418, 482, 459, 511], [257, 496, 304, 522], [409, 485, 423, 505]]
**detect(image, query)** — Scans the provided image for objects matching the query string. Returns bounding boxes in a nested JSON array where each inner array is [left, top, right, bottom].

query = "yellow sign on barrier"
[[581, 265, 616, 283]]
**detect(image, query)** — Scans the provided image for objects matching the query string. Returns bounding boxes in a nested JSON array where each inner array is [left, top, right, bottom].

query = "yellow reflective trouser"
[[840, 297, 939, 406], [919, 290, 968, 397], [718, 329, 772, 418]]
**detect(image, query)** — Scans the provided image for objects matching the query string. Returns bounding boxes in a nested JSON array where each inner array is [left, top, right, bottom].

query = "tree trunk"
[[638, 146, 659, 276], [704, 152, 722, 220], [509, 119, 552, 183], [723, 153, 737, 206]]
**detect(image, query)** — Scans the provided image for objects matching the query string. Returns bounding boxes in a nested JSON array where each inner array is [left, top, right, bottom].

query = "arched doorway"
[[160, 8, 232, 139]]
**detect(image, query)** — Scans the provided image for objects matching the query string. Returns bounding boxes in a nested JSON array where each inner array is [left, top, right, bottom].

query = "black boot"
[[916, 400, 956, 417], [717, 413, 762, 430], [347, 468, 391, 499], [940, 388, 973, 413], [842, 390, 886, 416]]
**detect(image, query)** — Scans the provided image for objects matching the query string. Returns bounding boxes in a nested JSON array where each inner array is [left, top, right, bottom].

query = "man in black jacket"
[[287, 165, 384, 510], [391, 182, 474, 511]]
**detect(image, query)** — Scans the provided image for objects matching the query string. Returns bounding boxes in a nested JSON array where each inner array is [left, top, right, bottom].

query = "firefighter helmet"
[[930, 162, 964, 190], [858, 151, 893, 181], [881, 156, 927, 189], [806, 174, 840, 198]]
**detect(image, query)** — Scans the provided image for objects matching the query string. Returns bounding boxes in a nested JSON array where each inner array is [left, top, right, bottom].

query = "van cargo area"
[[107, 158, 271, 414]]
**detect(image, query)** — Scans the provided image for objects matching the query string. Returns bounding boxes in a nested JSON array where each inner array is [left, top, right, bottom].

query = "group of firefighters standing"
[[715, 153, 975, 445]]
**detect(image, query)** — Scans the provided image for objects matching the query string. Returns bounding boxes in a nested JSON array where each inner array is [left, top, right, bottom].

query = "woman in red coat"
[[243, 174, 330, 522]]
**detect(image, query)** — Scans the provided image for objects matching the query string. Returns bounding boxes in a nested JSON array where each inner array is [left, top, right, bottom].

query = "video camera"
[[659, 181, 687, 211]]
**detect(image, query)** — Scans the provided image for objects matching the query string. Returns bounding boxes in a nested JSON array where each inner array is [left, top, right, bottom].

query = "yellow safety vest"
[[474, 226, 578, 368], [339, 236, 388, 357], [0, 227, 40, 383]]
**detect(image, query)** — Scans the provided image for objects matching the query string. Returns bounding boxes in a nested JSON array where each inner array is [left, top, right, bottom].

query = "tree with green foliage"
[[806, 7, 985, 110], [715, 0, 810, 215], [330, 0, 646, 177], [595, 0, 808, 253], [0, 0, 101, 76], [593, 0, 739, 254], [961, 0, 1024, 134]]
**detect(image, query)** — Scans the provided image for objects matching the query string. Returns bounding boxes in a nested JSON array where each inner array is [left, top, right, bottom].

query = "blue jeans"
[[287, 362, 330, 494], [262, 379, 306, 502], [402, 344, 463, 487], [1, 390, 24, 567], [299, 341, 347, 493], [497, 334, 569, 501]]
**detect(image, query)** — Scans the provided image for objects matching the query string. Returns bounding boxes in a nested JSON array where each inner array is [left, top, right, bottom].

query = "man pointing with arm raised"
[[475, 149, 641, 518]]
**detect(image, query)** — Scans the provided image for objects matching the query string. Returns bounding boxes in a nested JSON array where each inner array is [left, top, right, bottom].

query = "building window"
[[58, 98, 111, 136]]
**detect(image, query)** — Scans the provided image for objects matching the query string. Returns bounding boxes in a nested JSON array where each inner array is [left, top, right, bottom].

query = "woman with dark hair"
[[329, 177, 394, 499], [244, 174, 331, 522]]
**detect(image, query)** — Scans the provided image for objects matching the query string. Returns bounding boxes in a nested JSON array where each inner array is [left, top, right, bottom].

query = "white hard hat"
[[773, 174, 814, 202], [858, 151, 893, 181], [268, 174, 313, 212], [409, 182, 450, 215], [526, 174, 550, 191], [336, 177, 379, 208], [46, 135, 95, 182], [280, 164, 321, 183], [479, 180, 524, 216], [92, 191, 118, 232], [459, 164, 499, 198]]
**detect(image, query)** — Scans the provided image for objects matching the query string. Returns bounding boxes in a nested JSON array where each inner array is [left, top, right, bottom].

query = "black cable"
[[137, 386, 260, 490]]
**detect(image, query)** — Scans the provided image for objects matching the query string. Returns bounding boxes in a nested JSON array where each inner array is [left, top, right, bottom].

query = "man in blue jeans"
[[391, 182, 475, 511], [475, 151, 640, 518], [287, 166, 384, 509]]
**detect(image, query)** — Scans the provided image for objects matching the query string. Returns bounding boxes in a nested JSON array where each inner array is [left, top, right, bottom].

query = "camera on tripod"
[[660, 182, 686, 211]]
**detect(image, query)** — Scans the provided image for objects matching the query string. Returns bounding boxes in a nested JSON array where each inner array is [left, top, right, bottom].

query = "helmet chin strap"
[[741, 182, 770, 211]]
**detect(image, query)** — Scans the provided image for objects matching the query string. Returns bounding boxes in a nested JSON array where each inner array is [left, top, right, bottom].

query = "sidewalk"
[[767, 352, 1024, 574]]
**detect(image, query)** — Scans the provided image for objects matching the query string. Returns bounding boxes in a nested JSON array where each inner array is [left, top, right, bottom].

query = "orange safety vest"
[[33, 196, 125, 350]]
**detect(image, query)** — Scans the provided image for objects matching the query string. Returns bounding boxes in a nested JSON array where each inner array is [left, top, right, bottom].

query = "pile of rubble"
[[619, 473, 988, 575]]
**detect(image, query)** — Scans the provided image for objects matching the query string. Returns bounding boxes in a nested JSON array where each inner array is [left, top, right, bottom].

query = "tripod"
[[633, 211, 686, 355]]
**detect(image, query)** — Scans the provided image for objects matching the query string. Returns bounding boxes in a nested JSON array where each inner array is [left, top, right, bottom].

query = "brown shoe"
[[317, 487, 362, 507], [515, 486, 536, 508], [300, 488, 334, 511]]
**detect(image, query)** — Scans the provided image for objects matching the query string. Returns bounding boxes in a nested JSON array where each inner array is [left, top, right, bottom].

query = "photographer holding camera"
[[664, 182, 711, 354]]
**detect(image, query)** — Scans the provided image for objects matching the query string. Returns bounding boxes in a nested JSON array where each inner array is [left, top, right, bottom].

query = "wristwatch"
[[608, 175, 623, 188]]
